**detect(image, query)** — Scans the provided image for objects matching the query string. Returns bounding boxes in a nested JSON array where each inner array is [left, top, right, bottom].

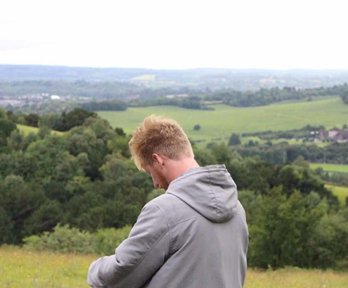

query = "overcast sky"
[[1, 0, 347, 70]]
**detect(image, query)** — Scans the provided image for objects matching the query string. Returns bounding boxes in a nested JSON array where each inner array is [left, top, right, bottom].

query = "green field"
[[310, 163, 348, 174], [16, 124, 39, 135], [1, 246, 347, 288], [309, 163, 348, 206], [326, 184, 348, 206], [98, 97, 348, 144], [16, 124, 64, 136], [0, 246, 94, 288]]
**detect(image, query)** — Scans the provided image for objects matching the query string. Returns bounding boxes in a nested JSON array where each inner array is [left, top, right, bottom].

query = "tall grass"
[[245, 267, 348, 288], [0, 246, 95, 288], [1, 246, 347, 288]]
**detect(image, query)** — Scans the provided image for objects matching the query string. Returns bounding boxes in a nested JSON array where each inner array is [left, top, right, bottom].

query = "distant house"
[[319, 128, 348, 142]]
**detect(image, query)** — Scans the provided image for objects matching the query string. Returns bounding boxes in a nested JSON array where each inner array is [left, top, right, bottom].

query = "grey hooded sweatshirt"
[[87, 165, 248, 288]]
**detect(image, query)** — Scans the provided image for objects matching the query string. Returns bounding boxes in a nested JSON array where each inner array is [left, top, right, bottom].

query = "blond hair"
[[129, 115, 193, 170]]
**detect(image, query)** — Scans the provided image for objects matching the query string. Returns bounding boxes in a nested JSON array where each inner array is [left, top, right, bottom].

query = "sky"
[[1, 0, 348, 70]]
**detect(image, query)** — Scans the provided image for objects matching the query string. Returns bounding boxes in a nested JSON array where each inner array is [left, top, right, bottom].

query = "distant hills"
[[1, 65, 348, 90]]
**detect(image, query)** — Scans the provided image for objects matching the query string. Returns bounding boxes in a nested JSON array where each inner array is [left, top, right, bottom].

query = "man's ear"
[[152, 153, 165, 166]]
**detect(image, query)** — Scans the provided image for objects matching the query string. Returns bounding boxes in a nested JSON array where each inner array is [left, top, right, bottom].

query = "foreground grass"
[[0, 246, 95, 288], [245, 267, 348, 288], [1, 246, 347, 288], [98, 97, 348, 144]]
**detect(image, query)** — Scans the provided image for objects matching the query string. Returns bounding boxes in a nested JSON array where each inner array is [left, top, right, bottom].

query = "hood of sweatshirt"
[[166, 164, 238, 223]]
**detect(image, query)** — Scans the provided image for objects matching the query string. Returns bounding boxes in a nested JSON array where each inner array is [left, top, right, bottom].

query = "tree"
[[312, 207, 348, 268], [193, 124, 201, 131], [53, 108, 96, 131], [0, 114, 17, 151], [228, 133, 241, 146], [248, 188, 327, 268], [340, 93, 348, 104], [24, 200, 63, 235], [115, 127, 126, 137], [0, 175, 46, 244], [24, 113, 40, 127]]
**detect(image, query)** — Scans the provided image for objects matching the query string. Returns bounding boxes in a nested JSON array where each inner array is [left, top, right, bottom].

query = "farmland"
[[326, 184, 348, 206], [310, 163, 348, 174], [309, 163, 348, 205], [0, 246, 347, 288], [98, 97, 348, 144]]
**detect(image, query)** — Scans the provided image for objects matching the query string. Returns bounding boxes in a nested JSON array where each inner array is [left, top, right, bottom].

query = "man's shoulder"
[[145, 193, 178, 210], [145, 193, 197, 226]]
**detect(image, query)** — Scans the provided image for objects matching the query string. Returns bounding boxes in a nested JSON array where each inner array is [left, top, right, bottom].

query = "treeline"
[[129, 95, 213, 110], [227, 124, 348, 165], [242, 125, 325, 140], [232, 141, 348, 165], [108, 83, 348, 110], [126, 83, 348, 108], [226, 135, 348, 186], [80, 100, 127, 111], [202, 83, 348, 107], [2, 81, 348, 115], [0, 108, 347, 269], [7, 108, 97, 132]]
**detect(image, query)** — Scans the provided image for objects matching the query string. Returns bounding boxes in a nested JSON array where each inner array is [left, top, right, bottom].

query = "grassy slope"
[[326, 184, 348, 206], [98, 97, 348, 143], [16, 124, 39, 135], [309, 163, 348, 206], [16, 124, 64, 136], [1, 246, 347, 288], [310, 163, 348, 174]]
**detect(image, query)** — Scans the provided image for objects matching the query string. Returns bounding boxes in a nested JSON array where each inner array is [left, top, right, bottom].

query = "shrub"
[[93, 226, 131, 255], [193, 124, 201, 131], [23, 224, 132, 255], [23, 224, 94, 254]]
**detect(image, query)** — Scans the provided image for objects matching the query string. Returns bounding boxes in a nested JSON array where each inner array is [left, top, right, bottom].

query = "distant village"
[[0, 93, 90, 111], [0, 93, 65, 109]]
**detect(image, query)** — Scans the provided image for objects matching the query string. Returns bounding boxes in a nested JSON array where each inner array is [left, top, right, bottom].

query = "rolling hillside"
[[98, 97, 348, 144]]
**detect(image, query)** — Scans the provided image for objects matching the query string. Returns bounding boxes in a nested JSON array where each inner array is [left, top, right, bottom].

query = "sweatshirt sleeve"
[[87, 201, 171, 288]]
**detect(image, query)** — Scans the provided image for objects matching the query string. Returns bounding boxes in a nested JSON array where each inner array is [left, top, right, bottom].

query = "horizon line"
[[1, 63, 348, 72]]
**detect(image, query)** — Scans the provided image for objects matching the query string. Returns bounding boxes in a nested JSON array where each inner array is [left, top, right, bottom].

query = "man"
[[87, 115, 248, 288]]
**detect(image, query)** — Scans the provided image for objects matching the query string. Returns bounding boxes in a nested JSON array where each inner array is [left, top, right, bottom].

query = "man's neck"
[[164, 157, 200, 184]]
